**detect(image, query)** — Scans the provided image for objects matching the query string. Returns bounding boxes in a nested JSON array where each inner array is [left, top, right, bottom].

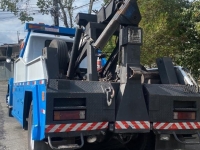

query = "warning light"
[[54, 110, 86, 121], [174, 112, 196, 120]]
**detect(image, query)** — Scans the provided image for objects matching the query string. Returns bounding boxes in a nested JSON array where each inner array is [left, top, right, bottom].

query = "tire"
[[49, 40, 69, 74], [8, 107, 13, 117], [6, 95, 13, 117], [28, 105, 51, 150]]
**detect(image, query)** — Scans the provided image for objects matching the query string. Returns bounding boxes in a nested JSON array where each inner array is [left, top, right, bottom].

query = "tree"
[[138, 0, 200, 78], [176, 0, 200, 78], [102, 0, 189, 68], [1, 0, 34, 22], [0, 0, 75, 27], [137, 0, 189, 67]]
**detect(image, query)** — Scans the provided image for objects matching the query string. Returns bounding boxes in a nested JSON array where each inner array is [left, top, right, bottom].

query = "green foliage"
[[138, 0, 188, 67], [18, 11, 34, 22], [102, 0, 200, 78], [0, 0, 33, 23], [138, 0, 200, 78], [176, 0, 200, 78], [0, 0, 75, 27], [37, 0, 52, 15], [103, 36, 117, 59]]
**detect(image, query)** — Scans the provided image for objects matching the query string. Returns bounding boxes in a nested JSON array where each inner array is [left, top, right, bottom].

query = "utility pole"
[[88, 0, 94, 14], [17, 31, 20, 43], [53, 0, 59, 26]]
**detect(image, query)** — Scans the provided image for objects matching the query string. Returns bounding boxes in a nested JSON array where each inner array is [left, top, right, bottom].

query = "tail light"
[[173, 112, 196, 120], [54, 110, 85, 121]]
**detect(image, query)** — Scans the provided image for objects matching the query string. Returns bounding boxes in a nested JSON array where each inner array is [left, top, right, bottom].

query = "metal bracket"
[[173, 131, 200, 145], [129, 66, 143, 79], [48, 133, 84, 149]]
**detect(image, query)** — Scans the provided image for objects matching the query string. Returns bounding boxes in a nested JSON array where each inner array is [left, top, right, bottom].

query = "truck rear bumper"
[[45, 127, 108, 138], [114, 121, 150, 133], [45, 122, 108, 134], [153, 122, 200, 134]]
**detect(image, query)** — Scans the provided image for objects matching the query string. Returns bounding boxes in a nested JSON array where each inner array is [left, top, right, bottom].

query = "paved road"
[[0, 82, 28, 150], [0, 81, 199, 150]]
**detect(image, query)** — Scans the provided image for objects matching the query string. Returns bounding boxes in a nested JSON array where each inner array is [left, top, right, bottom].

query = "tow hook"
[[48, 133, 84, 149], [105, 87, 115, 106]]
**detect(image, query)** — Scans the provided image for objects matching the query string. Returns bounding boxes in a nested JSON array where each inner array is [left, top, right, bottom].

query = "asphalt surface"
[[0, 81, 199, 150], [0, 82, 28, 150]]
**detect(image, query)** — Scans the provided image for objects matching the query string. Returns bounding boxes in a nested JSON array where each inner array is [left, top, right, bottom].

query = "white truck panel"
[[26, 57, 48, 81], [23, 32, 74, 63], [14, 58, 27, 82], [14, 56, 48, 83]]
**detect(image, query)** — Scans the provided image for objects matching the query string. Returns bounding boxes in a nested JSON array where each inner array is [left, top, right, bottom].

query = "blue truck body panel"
[[19, 31, 31, 58], [10, 80, 47, 140], [25, 23, 76, 37], [10, 23, 77, 141]]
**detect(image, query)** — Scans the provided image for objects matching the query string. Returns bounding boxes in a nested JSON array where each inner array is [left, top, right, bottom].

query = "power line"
[[72, 0, 102, 10], [0, 0, 103, 14], [0, 1, 103, 22]]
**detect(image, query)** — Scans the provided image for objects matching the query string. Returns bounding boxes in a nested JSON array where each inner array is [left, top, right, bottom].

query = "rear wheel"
[[28, 105, 51, 150], [8, 107, 12, 117]]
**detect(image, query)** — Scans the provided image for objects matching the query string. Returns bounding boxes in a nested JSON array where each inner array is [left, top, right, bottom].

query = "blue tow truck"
[[6, 0, 200, 150]]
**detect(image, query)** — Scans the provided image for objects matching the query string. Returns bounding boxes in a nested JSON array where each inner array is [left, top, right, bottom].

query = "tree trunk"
[[66, 0, 74, 28], [58, 0, 69, 28], [67, 8, 73, 28]]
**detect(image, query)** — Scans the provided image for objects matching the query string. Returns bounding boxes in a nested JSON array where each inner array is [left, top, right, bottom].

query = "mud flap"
[[115, 83, 149, 133]]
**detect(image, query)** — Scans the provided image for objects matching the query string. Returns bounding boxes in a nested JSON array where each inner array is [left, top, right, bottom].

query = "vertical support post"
[[115, 26, 149, 123], [86, 23, 98, 81], [17, 31, 20, 43], [67, 27, 83, 79], [88, 0, 94, 14], [119, 26, 142, 83]]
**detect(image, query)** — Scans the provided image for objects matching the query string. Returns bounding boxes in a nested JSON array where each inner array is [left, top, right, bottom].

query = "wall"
[[0, 61, 14, 81]]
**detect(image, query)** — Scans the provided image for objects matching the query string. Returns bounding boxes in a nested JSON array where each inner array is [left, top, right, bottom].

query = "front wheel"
[[8, 107, 12, 117], [28, 105, 51, 150]]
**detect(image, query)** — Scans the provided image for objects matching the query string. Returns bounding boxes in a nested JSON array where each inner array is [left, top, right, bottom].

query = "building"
[[0, 42, 21, 80]]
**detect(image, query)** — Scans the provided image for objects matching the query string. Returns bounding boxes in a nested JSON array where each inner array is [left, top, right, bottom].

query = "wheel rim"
[[7, 96, 10, 104]]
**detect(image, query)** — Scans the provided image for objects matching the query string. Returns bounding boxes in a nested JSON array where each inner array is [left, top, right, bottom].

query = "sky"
[[0, 0, 103, 44]]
